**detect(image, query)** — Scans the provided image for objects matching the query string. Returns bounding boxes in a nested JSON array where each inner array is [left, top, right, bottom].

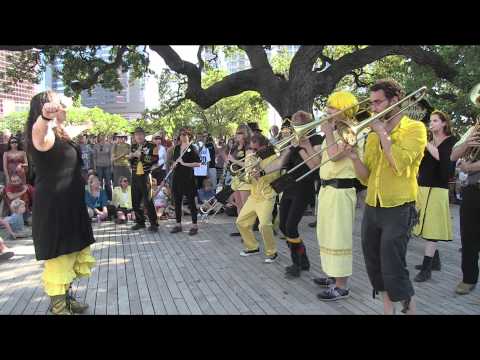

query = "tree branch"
[[197, 45, 205, 73], [315, 45, 457, 96], [289, 46, 324, 82], [239, 45, 271, 69]]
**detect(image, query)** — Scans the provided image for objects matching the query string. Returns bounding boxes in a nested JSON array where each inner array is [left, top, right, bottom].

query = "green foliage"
[[0, 111, 29, 133], [0, 106, 130, 135], [145, 68, 268, 138]]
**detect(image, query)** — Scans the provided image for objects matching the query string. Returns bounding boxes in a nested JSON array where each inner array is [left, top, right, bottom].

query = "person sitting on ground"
[[197, 178, 221, 215], [0, 236, 14, 261], [0, 199, 31, 239], [152, 178, 170, 220], [85, 176, 109, 221], [111, 176, 134, 224], [4, 174, 34, 222]]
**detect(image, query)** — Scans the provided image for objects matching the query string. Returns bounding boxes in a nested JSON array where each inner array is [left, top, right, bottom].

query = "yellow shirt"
[[320, 130, 365, 180], [361, 116, 427, 208], [250, 154, 280, 200], [112, 186, 132, 209]]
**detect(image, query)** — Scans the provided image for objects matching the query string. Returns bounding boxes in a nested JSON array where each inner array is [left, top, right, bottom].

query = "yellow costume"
[[236, 155, 280, 256], [317, 131, 364, 277]]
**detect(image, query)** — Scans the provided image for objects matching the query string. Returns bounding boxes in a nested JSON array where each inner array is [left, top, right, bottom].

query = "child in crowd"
[[0, 199, 31, 239], [152, 178, 170, 220]]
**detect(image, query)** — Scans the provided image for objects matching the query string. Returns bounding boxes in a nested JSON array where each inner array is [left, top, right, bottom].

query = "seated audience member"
[[85, 176, 109, 221], [111, 176, 134, 224], [0, 199, 31, 239], [4, 174, 34, 221]]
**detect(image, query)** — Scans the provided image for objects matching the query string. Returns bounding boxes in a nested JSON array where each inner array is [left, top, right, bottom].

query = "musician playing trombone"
[[344, 79, 427, 315], [237, 133, 281, 263]]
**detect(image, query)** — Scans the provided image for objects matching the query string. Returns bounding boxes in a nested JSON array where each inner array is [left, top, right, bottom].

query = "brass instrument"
[[461, 83, 480, 162], [230, 102, 370, 180], [271, 86, 428, 191]]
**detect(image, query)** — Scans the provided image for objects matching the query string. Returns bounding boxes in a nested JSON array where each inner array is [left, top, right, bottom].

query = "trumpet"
[[271, 86, 428, 192]]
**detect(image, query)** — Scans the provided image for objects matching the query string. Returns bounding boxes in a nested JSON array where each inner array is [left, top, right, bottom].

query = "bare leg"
[[382, 291, 395, 315], [335, 277, 348, 289], [425, 241, 437, 257]]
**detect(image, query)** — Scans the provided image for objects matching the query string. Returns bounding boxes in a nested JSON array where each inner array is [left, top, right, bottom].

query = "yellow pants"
[[42, 246, 96, 296], [236, 195, 277, 256]]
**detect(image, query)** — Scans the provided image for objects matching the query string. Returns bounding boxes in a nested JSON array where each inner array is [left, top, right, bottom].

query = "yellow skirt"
[[231, 176, 251, 191], [413, 186, 453, 241], [42, 246, 96, 296], [317, 186, 357, 277]]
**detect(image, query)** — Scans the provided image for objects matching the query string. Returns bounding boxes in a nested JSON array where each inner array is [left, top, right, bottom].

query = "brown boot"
[[49, 294, 73, 315], [66, 286, 89, 314]]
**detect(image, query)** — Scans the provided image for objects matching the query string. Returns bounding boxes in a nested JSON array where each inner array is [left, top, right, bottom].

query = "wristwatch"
[[41, 115, 54, 121]]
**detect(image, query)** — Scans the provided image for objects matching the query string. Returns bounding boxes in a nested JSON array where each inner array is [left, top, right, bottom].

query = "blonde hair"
[[88, 176, 100, 189], [326, 91, 359, 120], [10, 199, 25, 213]]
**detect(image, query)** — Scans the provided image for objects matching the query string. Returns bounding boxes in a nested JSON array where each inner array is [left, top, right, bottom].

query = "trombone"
[[230, 99, 371, 181], [271, 86, 428, 192]]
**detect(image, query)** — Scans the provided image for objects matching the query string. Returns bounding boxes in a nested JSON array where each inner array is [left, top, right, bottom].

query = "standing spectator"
[[111, 134, 131, 186], [194, 135, 211, 189], [93, 134, 113, 201], [3, 136, 28, 184], [151, 133, 167, 184], [156, 128, 172, 148], [215, 138, 226, 184], [78, 134, 95, 181], [0, 131, 8, 185], [203, 132, 217, 190]]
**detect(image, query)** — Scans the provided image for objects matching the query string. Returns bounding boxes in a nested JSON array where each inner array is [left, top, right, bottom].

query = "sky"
[[144, 46, 199, 108]]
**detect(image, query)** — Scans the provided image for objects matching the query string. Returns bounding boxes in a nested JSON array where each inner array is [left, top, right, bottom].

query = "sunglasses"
[[236, 132, 244, 135], [121, 180, 129, 183], [10, 141, 18, 144], [180, 133, 187, 136]]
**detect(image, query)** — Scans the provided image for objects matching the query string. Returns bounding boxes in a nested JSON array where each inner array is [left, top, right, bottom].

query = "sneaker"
[[313, 277, 336, 288], [188, 227, 198, 236], [131, 224, 146, 231], [170, 225, 182, 234], [317, 287, 350, 301], [0, 251, 14, 261], [455, 282, 476, 295], [264, 253, 278, 263], [240, 248, 260, 257]]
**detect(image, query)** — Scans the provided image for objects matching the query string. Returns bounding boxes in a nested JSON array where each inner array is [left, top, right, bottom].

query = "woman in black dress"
[[26, 91, 95, 315], [170, 128, 201, 235]]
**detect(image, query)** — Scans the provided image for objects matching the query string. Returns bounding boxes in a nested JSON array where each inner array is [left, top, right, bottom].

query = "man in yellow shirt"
[[346, 79, 427, 315], [236, 133, 280, 263]]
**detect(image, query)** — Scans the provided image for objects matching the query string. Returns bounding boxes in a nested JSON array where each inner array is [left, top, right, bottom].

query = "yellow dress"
[[413, 186, 453, 241], [316, 131, 363, 277]]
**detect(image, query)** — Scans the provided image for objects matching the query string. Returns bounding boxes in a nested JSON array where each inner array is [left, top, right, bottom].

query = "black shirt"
[[205, 142, 216, 168], [129, 141, 158, 174], [283, 134, 324, 198], [417, 136, 457, 189], [172, 144, 200, 187]]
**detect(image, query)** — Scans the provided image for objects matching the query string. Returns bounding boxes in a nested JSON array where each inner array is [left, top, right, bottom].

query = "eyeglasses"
[[121, 180, 129, 183], [10, 141, 18, 144]]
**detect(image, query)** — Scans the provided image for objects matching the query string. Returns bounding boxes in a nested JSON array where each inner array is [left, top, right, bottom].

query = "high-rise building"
[[0, 50, 36, 117]]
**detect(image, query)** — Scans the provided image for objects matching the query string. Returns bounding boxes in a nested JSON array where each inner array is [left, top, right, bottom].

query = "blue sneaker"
[[317, 287, 350, 301]]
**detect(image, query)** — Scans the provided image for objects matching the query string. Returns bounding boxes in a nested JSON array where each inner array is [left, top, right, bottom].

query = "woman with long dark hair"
[[3, 136, 28, 184], [413, 110, 457, 282], [26, 91, 94, 315]]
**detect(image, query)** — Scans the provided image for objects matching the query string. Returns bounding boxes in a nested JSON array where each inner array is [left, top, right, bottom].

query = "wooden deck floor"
[[0, 201, 479, 315]]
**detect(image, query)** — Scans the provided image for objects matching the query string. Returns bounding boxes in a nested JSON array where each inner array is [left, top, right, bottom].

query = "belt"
[[320, 178, 357, 189]]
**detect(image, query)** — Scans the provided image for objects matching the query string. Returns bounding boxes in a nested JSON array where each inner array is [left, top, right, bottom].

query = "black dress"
[[30, 136, 95, 261]]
